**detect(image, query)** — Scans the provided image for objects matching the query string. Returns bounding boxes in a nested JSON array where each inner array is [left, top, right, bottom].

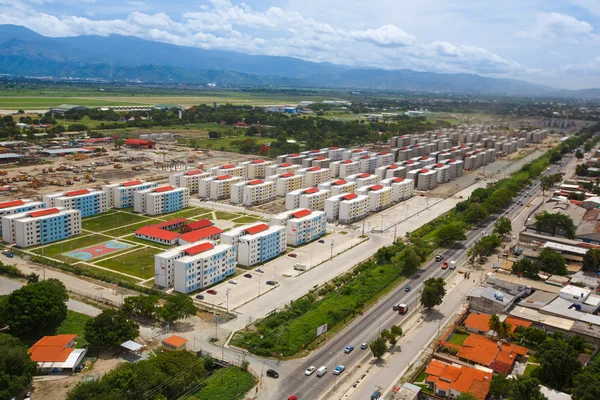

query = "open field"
[[96, 248, 161, 279], [31, 234, 110, 259], [102, 219, 161, 237], [56, 310, 92, 348], [0, 97, 145, 109], [82, 211, 148, 232], [184, 136, 272, 152]]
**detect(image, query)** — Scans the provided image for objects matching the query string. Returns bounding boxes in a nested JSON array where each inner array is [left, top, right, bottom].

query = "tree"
[[390, 325, 403, 338], [494, 217, 512, 236], [508, 376, 547, 400], [114, 139, 125, 150], [572, 362, 600, 400], [436, 223, 467, 246], [576, 149, 584, 159], [576, 164, 589, 176], [208, 130, 220, 139], [370, 337, 387, 359], [498, 321, 513, 340], [84, 309, 139, 349], [26, 273, 39, 284], [537, 337, 581, 391], [512, 258, 540, 279], [538, 248, 568, 275], [489, 374, 511, 399], [0, 333, 37, 400], [583, 249, 600, 272], [4, 278, 68, 335], [464, 203, 488, 225], [421, 278, 446, 309], [534, 211, 576, 238], [246, 126, 258, 136], [456, 393, 477, 400], [159, 293, 197, 325], [488, 314, 501, 338], [400, 247, 421, 275], [122, 295, 160, 320], [549, 151, 562, 164]]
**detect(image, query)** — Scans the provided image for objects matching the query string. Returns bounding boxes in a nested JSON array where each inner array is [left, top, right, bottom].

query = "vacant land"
[[96, 248, 161, 279], [82, 211, 148, 232], [56, 310, 92, 347], [0, 97, 144, 109], [186, 367, 255, 400]]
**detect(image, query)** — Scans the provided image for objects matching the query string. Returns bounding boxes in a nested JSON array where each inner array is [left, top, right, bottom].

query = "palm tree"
[[488, 314, 501, 338], [498, 321, 513, 340]]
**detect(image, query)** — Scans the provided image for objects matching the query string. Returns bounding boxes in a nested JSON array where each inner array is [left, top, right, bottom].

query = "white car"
[[333, 365, 345, 375], [229, 280, 238, 285], [305, 366, 316, 376]]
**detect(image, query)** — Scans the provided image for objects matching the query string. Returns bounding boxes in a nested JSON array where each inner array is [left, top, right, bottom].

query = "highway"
[[273, 155, 571, 400]]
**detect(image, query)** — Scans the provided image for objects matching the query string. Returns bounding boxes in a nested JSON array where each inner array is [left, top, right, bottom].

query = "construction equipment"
[[131, 166, 142, 171], [0, 171, 8, 176], [73, 176, 80, 181], [65, 180, 74, 185], [114, 164, 122, 169]]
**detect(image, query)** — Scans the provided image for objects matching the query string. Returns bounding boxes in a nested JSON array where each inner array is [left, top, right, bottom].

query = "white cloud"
[[346, 25, 416, 47], [517, 12, 596, 42]]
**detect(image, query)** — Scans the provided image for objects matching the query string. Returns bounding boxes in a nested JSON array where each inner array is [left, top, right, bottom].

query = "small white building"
[[381, 177, 414, 201], [231, 179, 276, 206], [270, 208, 327, 246], [221, 223, 286, 266], [199, 175, 243, 200], [417, 169, 438, 191], [241, 159, 274, 179]]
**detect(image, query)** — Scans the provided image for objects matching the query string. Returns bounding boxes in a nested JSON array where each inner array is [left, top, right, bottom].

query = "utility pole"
[[330, 241, 334, 261], [362, 219, 365, 236], [226, 288, 230, 319]]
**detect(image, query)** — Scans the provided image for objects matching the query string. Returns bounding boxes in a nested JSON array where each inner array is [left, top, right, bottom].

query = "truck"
[[397, 303, 408, 314], [449, 261, 457, 270], [293, 263, 307, 271]]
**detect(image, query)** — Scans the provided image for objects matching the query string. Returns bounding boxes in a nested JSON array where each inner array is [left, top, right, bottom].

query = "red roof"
[[406, 160, 414, 164], [289, 153, 300, 157], [420, 169, 430, 173], [184, 242, 215, 256], [162, 335, 188, 348], [422, 156, 429, 160], [221, 164, 236, 169], [185, 169, 203, 175], [378, 152, 388, 155], [281, 172, 295, 178], [315, 156, 325, 160], [65, 189, 90, 197], [29, 208, 60, 218], [154, 186, 175, 193], [334, 179, 347, 185], [180, 226, 223, 243], [400, 147, 408, 150], [280, 163, 292, 167], [393, 177, 405, 182], [135, 226, 180, 241], [308, 166, 321, 171], [389, 165, 398, 169], [370, 184, 384, 191], [358, 173, 370, 178], [28, 335, 77, 363], [125, 138, 155, 145], [304, 187, 319, 194], [361, 155, 371, 159], [353, 149, 363, 153], [450, 159, 457, 162], [183, 219, 213, 230], [122, 180, 143, 187], [248, 179, 264, 185], [0, 199, 25, 209], [216, 175, 233, 180], [245, 224, 269, 235], [152, 218, 187, 229], [292, 209, 311, 219], [342, 193, 358, 201], [331, 146, 339, 150], [436, 163, 444, 167], [342, 160, 353, 164], [251, 159, 265, 164]]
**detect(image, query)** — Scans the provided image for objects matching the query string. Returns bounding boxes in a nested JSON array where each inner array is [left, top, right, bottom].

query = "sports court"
[[65, 240, 133, 261]]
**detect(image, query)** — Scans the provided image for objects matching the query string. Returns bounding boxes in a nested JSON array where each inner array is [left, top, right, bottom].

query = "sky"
[[0, 0, 599, 90]]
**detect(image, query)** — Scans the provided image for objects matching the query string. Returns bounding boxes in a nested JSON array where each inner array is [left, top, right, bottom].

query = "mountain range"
[[0, 24, 598, 97]]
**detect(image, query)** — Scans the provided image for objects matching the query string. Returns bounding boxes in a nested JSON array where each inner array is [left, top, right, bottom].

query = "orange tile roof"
[[28, 334, 76, 362], [308, 166, 321, 171], [280, 163, 292, 167], [0, 199, 25, 208], [251, 159, 265, 164], [183, 219, 213, 230], [505, 317, 532, 332], [333, 179, 347, 185], [342, 193, 358, 201], [221, 164, 236, 169], [464, 312, 491, 333], [304, 187, 319, 194], [121, 180, 143, 187], [358, 173, 370, 178], [248, 179, 264, 185], [456, 334, 528, 371], [29, 208, 60, 218], [162, 335, 188, 348], [342, 159, 353, 164], [426, 359, 492, 400], [152, 218, 187, 229], [185, 169, 203, 175]]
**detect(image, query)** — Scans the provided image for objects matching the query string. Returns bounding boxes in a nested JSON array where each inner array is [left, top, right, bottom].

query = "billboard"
[[317, 323, 328, 336]]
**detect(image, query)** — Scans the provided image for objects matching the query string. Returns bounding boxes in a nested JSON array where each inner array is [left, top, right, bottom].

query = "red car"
[[207, 289, 217, 295], [441, 262, 448, 269]]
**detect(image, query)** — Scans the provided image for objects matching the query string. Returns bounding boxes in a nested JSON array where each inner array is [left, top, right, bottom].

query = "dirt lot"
[[31, 356, 124, 400]]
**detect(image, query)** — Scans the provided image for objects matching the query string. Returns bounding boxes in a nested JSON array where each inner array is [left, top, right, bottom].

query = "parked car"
[[2, 250, 13, 258], [361, 343, 368, 350], [333, 365, 345, 375], [435, 254, 444, 261], [318, 239, 325, 243], [229, 280, 238, 285], [255, 268, 265, 273], [207, 289, 217, 295], [266, 369, 279, 378], [195, 294, 204, 300], [441, 262, 448, 269], [305, 366, 316, 376], [244, 273, 252, 278], [288, 396, 297, 400], [266, 280, 277, 286], [288, 253, 297, 258], [344, 345, 354, 354], [404, 285, 411, 292]]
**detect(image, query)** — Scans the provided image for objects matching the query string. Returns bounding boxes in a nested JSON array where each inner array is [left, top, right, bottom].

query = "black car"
[[266, 369, 279, 378], [195, 294, 204, 300], [244, 273, 252, 278], [266, 280, 277, 286]]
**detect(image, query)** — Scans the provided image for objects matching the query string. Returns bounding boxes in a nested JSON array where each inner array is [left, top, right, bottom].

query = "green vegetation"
[[448, 332, 469, 346], [82, 211, 148, 231], [187, 366, 255, 400], [420, 277, 446, 309], [523, 364, 541, 377], [231, 216, 263, 224], [163, 207, 212, 219], [31, 234, 109, 259], [56, 310, 92, 348], [123, 235, 172, 249], [0, 97, 144, 109], [96, 248, 161, 278], [0, 333, 38, 400], [215, 211, 240, 220], [534, 210, 576, 238], [101, 219, 161, 237], [84, 309, 139, 350]]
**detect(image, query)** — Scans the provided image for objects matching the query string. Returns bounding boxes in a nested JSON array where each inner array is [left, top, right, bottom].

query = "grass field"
[[231, 216, 263, 224], [187, 136, 272, 152], [448, 333, 469, 346], [215, 211, 240, 220], [523, 363, 541, 377], [55, 116, 108, 129], [96, 248, 162, 278], [0, 97, 145, 109], [82, 211, 149, 232], [161, 207, 213, 220], [187, 367, 255, 400], [56, 310, 92, 348], [32, 234, 109, 259], [102, 219, 161, 237], [123, 235, 172, 249]]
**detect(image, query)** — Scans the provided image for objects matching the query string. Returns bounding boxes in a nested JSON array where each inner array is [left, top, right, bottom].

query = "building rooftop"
[[292, 209, 311, 219], [154, 185, 175, 193], [179, 226, 223, 243], [0, 199, 25, 209], [29, 208, 61, 218], [135, 226, 180, 241], [184, 242, 215, 256], [425, 359, 492, 400], [162, 335, 188, 348], [151, 218, 187, 230], [455, 334, 528, 374], [464, 312, 491, 333], [28, 334, 76, 362], [304, 187, 319, 194], [121, 180, 143, 187], [216, 175, 234, 181], [280, 172, 295, 178], [185, 169, 204, 175], [65, 189, 91, 197], [245, 224, 270, 235], [182, 219, 213, 231]]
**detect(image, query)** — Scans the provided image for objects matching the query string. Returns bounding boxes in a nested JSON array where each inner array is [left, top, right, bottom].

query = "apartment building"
[[338, 160, 361, 178], [270, 208, 327, 246], [274, 172, 305, 196], [168, 169, 212, 194], [359, 155, 378, 174], [238, 180, 276, 206], [318, 179, 357, 196], [381, 177, 415, 201], [155, 241, 219, 289], [209, 163, 247, 179], [386, 164, 408, 179], [287, 153, 306, 165], [311, 156, 331, 168], [338, 193, 370, 224], [0, 199, 45, 235], [348, 173, 380, 188], [102, 180, 158, 208], [343, 149, 368, 160], [327, 147, 346, 161], [375, 152, 394, 167], [241, 159, 274, 179], [199, 175, 243, 200], [356, 184, 393, 212], [265, 162, 302, 177], [448, 159, 464, 178], [419, 156, 436, 168], [298, 166, 330, 187], [43, 189, 108, 218], [221, 223, 287, 266], [133, 186, 190, 215], [173, 242, 237, 293], [2, 207, 81, 247], [230, 181, 249, 204], [299, 187, 330, 211], [435, 164, 452, 183], [417, 169, 439, 191]]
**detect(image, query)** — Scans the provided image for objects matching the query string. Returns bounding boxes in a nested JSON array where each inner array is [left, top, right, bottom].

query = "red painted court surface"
[[65, 240, 133, 261]]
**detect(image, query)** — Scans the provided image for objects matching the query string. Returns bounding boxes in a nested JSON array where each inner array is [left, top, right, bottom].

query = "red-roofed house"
[[135, 226, 181, 245], [179, 226, 223, 244], [151, 218, 187, 231], [28, 334, 87, 372], [124, 138, 156, 149], [451, 334, 528, 374], [425, 359, 492, 400], [180, 219, 214, 233]]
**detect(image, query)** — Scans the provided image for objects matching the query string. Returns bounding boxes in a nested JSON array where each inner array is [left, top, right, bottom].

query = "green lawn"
[[82, 211, 149, 232], [215, 211, 240, 220], [448, 333, 469, 346], [31, 234, 109, 259], [187, 367, 255, 400], [72, 262, 142, 284], [159, 207, 212, 220], [231, 216, 262, 224], [415, 370, 427, 383], [56, 310, 92, 348], [523, 364, 541, 377], [102, 219, 161, 237], [122, 235, 173, 249], [95, 248, 162, 279], [55, 116, 107, 129]]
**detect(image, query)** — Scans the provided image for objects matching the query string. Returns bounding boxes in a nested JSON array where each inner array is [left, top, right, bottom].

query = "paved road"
[[0, 276, 101, 316], [273, 155, 572, 400]]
